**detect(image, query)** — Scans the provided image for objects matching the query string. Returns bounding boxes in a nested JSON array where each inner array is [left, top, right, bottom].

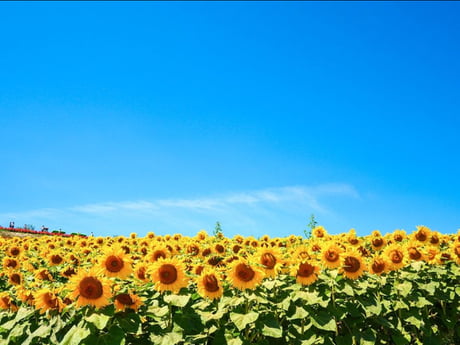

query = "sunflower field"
[[0, 226, 459, 345]]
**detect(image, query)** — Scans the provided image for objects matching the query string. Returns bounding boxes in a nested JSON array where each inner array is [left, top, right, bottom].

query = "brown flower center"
[[63, 267, 76, 277], [325, 250, 339, 262], [415, 231, 427, 242], [390, 250, 403, 264], [349, 238, 359, 245], [343, 256, 361, 273], [371, 260, 385, 274], [159, 264, 178, 284], [10, 248, 20, 256], [430, 236, 439, 245], [372, 238, 384, 248], [51, 255, 63, 265], [153, 250, 166, 261], [136, 267, 146, 280], [6, 259, 18, 269], [115, 293, 134, 305], [215, 244, 225, 253], [203, 274, 220, 292], [10, 273, 21, 285], [408, 247, 422, 260], [261, 253, 277, 269], [105, 255, 124, 273], [79, 277, 103, 299], [235, 263, 255, 282], [394, 234, 403, 242], [297, 262, 315, 277], [44, 293, 59, 309]]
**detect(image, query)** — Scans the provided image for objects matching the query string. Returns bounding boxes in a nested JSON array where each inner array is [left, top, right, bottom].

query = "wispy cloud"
[[0, 183, 359, 235]]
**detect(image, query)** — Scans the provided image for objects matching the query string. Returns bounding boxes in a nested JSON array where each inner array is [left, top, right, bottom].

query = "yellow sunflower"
[[370, 235, 386, 252], [99, 247, 133, 279], [2, 257, 19, 270], [33, 289, 64, 314], [196, 268, 224, 300], [383, 244, 407, 271], [149, 258, 189, 293], [368, 256, 389, 275], [114, 292, 143, 312], [67, 268, 112, 308], [0, 292, 17, 311], [406, 242, 425, 262], [133, 262, 149, 283], [320, 243, 343, 269], [48, 251, 65, 266], [291, 260, 320, 286], [8, 271, 22, 286], [340, 249, 366, 280], [312, 226, 327, 239], [450, 241, 460, 265], [413, 225, 431, 243], [228, 259, 264, 291], [256, 247, 283, 278], [391, 230, 407, 243]]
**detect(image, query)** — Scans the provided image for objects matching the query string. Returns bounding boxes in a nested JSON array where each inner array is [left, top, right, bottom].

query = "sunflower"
[[61, 266, 77, 279], [428, 231, 441, 246], [68, 268, 112, 308], [368, 256, 389, 275], [34, 289, 64, 314], [228, 259, 264, 291], [292, 245, 311, 261], [340, 249, 366, 280], [114, 292, 143, 312], [8, 271, 22, 286], [99, 247, 132, 279], [149, 258, 188, 293], [450, 241, 460, 265], [383, 244, 407, 271], [391, 230, 407, 243], [291, 260, 320, 286], [0, 292, 17, 311], [196, 268, 224, 300], [15, 287, 34, 306], [148, 247, 169, 262], [35, 269, 54, 282], [49, 252, 65, 266], [133, 262, 149, 283], [312, 226, 327, 239], [406, 242, 424, 262], [2, 257, 19, 270], [257, 248, 283, 278], [370, 236, 386, 252], [424, 247, 440, 265], [7, 246, 21, 257], [413, 225, 430, 243], [320, 243, 343, 269]]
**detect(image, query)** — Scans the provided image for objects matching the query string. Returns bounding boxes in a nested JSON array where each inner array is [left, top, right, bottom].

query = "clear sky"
[[1, 2, 459, 238]]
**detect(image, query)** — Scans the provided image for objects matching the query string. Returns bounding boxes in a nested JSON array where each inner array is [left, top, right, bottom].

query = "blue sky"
[[1, 2, 459, 238]]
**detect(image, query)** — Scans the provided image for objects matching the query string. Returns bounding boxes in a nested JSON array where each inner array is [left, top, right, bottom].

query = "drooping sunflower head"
[[99, 247, 133, 279], [340, 249, 366, 280], [368, 255, 389, 275], [114, 292, 143, 312], [33, 289, 64, 314], [68, 268, 112, 309], [228, 259, 265, 291], [149, 258, 189, 294], [196, 268, 224, 300], [320, 243, 343, 269]]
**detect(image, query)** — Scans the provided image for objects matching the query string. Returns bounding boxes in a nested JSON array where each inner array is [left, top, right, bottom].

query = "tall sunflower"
[[368, 256, 389, 275], [99, 247, 133, 279], [196, 268, 224, 300], [320, 243, 343, 269], [383, 244, 407, 271], [340, 249, 366, 280], [67, 268, 112, 308], [228, 259, 264, 291], [257, 247, 283, 278], [149, 258, 188, 293], [291, 260, 320, 286]]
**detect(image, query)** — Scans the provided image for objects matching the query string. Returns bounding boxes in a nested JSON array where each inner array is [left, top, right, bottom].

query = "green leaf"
[[396, 281, 413, 297], [336, 334, 353, 345], [359, 328, 376, 345], [150, 332, 183, 345], [164, 294, 190, 307], [288, 306, 309, 320], [13, 307, 34, 322], [227, 338, 243, 345], [59, 325, 91, 345], [260, 314, 282, 338], [116, 312, 140, 333], [230, 311, 259, 331], [85, 313, 110, 330], [414, 296, 432, 308], [22, 324, 52, 345], [405, 315, 423, 329], [420, 282, 438, 295], [310, 311, 336, 332]]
